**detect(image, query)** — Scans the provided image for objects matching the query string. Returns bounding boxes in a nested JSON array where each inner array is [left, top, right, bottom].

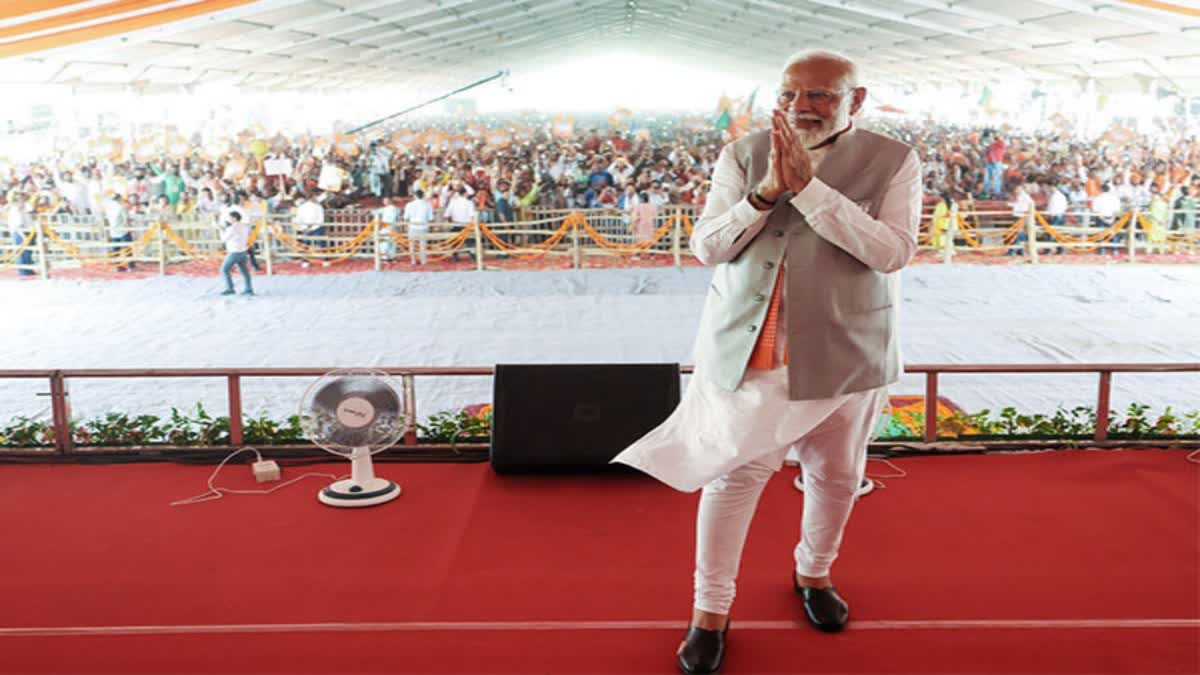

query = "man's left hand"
[[772, 110, 814, 194]]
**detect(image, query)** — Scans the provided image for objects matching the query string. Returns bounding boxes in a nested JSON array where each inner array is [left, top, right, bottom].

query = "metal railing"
[[1, 362, 1197, 455], [4, 204, 1197, 278], [918, 204, 1200, 263]]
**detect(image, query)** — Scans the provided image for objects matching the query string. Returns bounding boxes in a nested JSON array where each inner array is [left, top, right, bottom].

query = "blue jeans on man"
[[1096, 217, 1121, 255], [494, 198, 515, 251], [11, 231, 35, 276], [1006, 230, 1027, 256], [221, 251, 253, 295], [984, 162, 1004, 198], [111, 232, 135, 271], [302, 226, 327, 249], [1049, 214, 1066, 254]]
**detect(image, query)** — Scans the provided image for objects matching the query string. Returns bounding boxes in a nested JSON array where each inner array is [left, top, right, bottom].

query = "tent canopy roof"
[[3, 0, 1199, 95]]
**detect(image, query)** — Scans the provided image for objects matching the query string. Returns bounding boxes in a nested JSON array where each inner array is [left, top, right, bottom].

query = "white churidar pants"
[[693, 383, 885, 615], [612, 364, 888, 617]]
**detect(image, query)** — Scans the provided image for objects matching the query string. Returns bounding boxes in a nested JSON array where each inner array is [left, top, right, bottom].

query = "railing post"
[[943, 203, 958, 264], [157, 222, 167, 276], [474, 223, 484, 271], [571, 215, 582, 269], [227, 375, 243, 447], [401, 373, 418, 446], [264, 223, 274, 277], [1095, 371, 1112, 442], [924, 371, 938, 442], [49, 371, 72, 454], [36, 221, 50, 280], [373, 219, 382, 271], [1128, 210, 1138, 263], [672, 210, 683, 269], [1025, 208, 1038, 264]]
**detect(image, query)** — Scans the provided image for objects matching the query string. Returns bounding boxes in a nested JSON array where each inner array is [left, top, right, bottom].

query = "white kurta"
[[612, 126, 922, 493], [614, 365, 878, 493]]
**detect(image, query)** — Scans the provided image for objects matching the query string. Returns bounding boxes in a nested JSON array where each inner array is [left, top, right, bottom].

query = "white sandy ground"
[[2, 264, 1198, 426]]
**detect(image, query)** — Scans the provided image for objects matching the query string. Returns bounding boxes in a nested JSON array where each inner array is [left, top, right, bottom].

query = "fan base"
[[318, 479, 402, 508], [793, 474, 875, 498]]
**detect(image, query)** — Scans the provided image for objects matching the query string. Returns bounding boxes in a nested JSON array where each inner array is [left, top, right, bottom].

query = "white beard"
[[788, 111, 848, 149], [793, 126, 829, 149]]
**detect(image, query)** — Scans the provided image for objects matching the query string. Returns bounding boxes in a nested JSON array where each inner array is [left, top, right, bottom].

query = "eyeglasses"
[[776, 88, 847, 106]]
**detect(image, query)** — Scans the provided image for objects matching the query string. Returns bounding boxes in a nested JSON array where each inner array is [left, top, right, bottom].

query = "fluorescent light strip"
[[0, 0, 205, 46], [0, 2, 126, 30]]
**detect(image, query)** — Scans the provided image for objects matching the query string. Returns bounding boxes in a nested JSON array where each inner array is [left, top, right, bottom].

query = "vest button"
[[774, 230, 784, 237], [763, 261, 774, 269], [748, 325, 757, 332], [754, 294, 765, 302]]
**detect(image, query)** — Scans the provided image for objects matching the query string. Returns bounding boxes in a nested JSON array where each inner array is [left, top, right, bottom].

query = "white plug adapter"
[[252, 459, 281, 483]]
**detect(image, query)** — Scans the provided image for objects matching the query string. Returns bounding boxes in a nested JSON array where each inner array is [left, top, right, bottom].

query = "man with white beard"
[[613, 51, 921, 674]]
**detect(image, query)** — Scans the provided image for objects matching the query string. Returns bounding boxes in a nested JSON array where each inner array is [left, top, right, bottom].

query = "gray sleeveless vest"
[[691, 126, 914, 400]]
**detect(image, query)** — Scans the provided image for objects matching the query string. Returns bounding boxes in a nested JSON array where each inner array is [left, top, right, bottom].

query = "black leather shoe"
[[677, 623, 728, 674], [792, 573, 849, 633]]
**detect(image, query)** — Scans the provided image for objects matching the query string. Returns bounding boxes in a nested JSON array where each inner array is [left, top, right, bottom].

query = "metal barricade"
[[1, 362, 1197, 455]]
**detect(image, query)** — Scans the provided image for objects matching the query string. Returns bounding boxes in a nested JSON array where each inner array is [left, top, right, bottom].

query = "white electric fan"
[[300, 368, 409, 507]]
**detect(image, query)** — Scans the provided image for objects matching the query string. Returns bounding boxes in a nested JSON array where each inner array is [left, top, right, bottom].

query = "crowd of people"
[[3, 113, 1198, 274], [1, 115, 725, 228], [885, 119, 1198, 226]]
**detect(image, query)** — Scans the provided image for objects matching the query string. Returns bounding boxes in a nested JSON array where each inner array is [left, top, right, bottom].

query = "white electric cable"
[[865, 457, 908, 490], [170, 447, 346, 507]]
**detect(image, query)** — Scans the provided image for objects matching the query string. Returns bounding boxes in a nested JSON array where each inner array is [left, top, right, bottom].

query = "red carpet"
[[0, 449, 1196, 674]]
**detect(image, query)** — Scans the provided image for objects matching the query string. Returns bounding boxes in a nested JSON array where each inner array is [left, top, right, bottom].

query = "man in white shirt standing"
[[1044, 180, 1069, 254], [1006, 184, 1034, 257], [218, 211, 253, 296], [613, 51, 921, 675], [1092, 183, 1123, 256], [295, 194, 326, 268], [7, 192, 35, 277], [374, 197, 402, 261], [102, 193, 134, 272], [403, 189, 434, 265], [443, 186, 476, 264], [217, 191, 249, 262]]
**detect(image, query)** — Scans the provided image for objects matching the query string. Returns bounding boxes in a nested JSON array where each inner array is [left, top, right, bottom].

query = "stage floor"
[[0, 448, 1196, 674]]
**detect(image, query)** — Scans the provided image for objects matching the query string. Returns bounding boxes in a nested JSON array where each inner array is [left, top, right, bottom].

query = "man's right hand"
[[756, 129, 787, 204], [753, 117, 792, 205]]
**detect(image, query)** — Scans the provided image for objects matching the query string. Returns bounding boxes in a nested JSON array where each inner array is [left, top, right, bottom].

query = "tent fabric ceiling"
[[1, 0, 1198, 94]]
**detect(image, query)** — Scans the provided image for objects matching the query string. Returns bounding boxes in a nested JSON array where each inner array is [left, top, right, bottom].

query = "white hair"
[[782, 50, 860, 88]]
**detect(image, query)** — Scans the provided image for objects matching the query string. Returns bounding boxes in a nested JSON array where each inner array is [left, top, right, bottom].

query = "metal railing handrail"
[[2, 362, 1197, 452], [2, 362, 1197, 378]]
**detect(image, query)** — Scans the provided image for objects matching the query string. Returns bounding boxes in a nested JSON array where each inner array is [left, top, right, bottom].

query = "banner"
[[264, 158, 294, 176], [318, 163, 343, 191]]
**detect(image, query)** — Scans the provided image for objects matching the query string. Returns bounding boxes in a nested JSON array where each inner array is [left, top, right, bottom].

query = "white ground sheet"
[[2, 264, 1197, 424]]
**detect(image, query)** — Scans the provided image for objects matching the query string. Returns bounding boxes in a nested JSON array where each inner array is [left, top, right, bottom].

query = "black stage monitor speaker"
[[490, 363, 681, 474]]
